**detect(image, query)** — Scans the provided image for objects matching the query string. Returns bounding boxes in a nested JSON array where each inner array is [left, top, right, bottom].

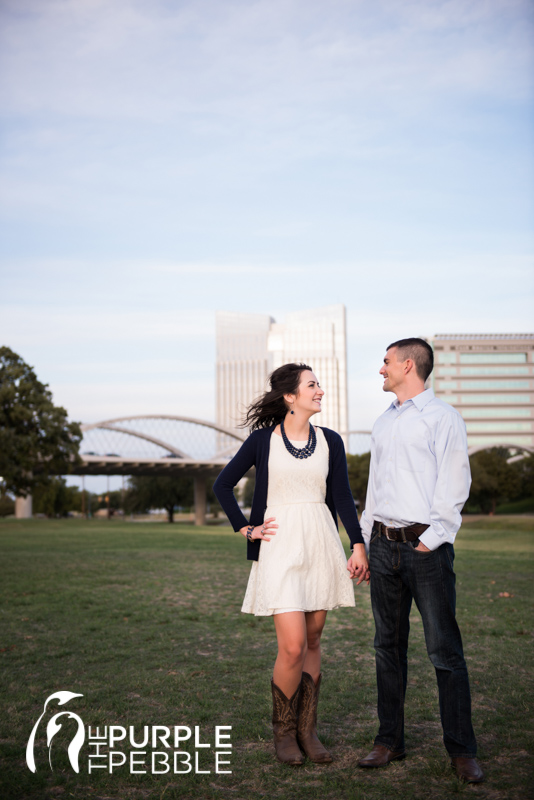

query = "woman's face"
[[287, 370, 324, 416]]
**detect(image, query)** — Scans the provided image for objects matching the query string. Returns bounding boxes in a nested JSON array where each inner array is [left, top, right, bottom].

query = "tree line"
[[234, 447, 534, 519], [344, 450, 534, 515], [0, 475, 221, 522], [1, 346, 532, 521]]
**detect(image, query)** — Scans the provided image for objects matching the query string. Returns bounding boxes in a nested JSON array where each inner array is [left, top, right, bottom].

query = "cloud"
[[1, 0, 531, 271], [0, 305, 214, 347], [51, 377, 215, 424], [0, 1, 531, 427], [1, 0, 531, 126]]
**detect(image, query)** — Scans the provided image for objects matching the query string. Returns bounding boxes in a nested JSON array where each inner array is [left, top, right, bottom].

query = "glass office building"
[[431, 334, 534, 449], [216, 305, 348, 448], [215, 311, 274, 452]]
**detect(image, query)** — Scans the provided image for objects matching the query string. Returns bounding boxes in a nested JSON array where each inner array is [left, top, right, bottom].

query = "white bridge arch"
[[344, 430, 372, 454], [74, 420, 534, 523], [17, 418, 531, 522], [467, 443, 534, 458], [73, 418, 373, 524], [80, 415, 246, 461], [74, 416, 247, 525]]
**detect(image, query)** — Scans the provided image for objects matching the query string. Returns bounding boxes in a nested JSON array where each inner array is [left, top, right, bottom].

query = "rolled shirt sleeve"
[[362, 389, 472, 552], [418, 411, 472, 551]]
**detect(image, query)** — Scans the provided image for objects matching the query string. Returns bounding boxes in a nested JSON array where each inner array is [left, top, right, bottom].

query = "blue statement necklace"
[[280, 419, 317, 459]]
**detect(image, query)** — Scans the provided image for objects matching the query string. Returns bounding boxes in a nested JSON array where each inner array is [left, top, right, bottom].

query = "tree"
[[206, 480, 223, 518], [124, 475, 194, 523], [511, 453, 534, 501], [0, 490, 15, 517], [468, 448, 522, 514], [32, 477, 82, 517], [0, 347, 82, 496], [346, 452, 371, 509], [242, 475, 255, 508]]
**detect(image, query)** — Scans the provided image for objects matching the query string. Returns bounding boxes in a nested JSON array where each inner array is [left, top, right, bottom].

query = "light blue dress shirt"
[[360, 388, 471, 551]]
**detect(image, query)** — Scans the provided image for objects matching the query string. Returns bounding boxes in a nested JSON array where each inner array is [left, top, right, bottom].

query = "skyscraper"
[[215, 311, 274, 450], [431, 333, 534, 450], [216, 305, 348, 445]]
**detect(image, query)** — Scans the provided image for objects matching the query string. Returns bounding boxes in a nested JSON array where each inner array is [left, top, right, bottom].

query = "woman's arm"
[[329, 434, 364, 546], [213, 434, 258, 532], [329, 433, 369, 584], [213, 434, 278, 544]]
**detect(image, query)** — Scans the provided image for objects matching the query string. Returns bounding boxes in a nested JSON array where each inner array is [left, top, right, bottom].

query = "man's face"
[[379, 347, 406, 393]]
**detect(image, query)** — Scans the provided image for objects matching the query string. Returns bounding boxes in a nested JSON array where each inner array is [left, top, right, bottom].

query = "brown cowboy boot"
[[297, 672, 333, 763], [271, 679, 305, 765]]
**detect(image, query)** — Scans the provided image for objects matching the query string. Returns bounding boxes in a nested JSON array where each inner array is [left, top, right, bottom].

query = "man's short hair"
[[387, 338, 434, 381]]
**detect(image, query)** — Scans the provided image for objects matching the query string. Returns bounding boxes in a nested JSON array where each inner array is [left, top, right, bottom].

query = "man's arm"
[[418, 411, 472, 551]]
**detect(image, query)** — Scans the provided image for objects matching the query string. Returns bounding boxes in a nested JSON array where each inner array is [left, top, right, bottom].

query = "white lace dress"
[[241, 428, 356, 616]]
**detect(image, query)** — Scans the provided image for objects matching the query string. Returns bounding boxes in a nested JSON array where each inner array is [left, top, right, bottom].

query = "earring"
[[290, 409, 294, 414]]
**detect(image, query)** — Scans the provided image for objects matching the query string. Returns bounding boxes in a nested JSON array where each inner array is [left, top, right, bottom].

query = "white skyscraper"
[[216, 311, 274, 440], [216, 305, 348, 444]]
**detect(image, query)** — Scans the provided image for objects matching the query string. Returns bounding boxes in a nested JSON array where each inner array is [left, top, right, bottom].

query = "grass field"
[[1, 517, 533, 800]]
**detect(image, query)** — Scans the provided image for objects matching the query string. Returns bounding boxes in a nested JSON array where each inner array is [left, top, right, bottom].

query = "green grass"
[[1, 517, 533, 800]]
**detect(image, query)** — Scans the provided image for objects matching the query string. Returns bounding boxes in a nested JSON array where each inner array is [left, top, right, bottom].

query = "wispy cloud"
[[1, 0, 531, 127], [0, 306, 214, 346], [51, 378, 215, 424], [0, 0, 532, 426]]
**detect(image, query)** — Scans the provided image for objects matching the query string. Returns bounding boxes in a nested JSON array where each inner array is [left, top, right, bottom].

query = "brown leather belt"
[[373, 520, 429, 543]]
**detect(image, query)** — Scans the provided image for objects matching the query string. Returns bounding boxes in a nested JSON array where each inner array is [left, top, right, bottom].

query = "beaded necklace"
[[280, 419, 317, 459]]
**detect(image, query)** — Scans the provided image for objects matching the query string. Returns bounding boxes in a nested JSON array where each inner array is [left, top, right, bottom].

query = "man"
[[348, 337, 483, 783]]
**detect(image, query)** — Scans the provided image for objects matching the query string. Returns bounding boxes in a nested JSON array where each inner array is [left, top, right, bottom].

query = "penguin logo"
[[26, 691, 85, 773]]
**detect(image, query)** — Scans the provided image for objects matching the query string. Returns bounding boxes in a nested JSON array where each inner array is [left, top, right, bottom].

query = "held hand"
[[347, 544, 370, 585], [240, 517, 278, 542]]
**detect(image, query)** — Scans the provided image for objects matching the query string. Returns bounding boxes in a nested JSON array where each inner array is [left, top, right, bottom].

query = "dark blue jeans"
[[369, 529, 477, 757]]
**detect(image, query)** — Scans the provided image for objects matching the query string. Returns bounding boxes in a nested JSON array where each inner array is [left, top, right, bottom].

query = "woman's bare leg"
[[302, 610, 328, 683], [273, 611, 307, 697]]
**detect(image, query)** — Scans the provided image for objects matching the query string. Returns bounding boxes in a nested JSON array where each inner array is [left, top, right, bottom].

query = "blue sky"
[[1, 0, 533, 464]]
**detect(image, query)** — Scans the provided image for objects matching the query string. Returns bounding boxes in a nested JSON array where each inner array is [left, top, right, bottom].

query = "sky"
[[1, 0, 533, 493]]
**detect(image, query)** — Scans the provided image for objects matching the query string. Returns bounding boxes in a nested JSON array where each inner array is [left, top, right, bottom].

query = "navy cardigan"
[[213, 425, 363, 561]]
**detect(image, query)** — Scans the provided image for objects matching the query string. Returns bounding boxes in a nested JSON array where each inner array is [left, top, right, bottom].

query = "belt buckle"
[[384, 525, 396, 541]]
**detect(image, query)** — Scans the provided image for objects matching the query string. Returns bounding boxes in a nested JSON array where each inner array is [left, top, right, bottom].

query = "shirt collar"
[[390, 387, 435, 412]]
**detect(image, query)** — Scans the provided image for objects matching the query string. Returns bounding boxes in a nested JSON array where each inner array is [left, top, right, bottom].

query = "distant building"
[[431, 333, 534, 450], [216, 305, 348, 447], [215, 311, 274, 451]]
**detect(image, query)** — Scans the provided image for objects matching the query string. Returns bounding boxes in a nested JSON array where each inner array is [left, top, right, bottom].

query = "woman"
[[213, 363, 369, 765]]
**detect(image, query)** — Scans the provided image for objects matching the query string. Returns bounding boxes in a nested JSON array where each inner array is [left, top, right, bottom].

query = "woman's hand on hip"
[[347, 543, 370, 585], [239, 517, 278, 542]]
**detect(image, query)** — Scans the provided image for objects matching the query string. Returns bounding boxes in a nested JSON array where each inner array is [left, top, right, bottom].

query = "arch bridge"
[[467, 443, 534, 465], [15, 419, 531, 520], [72, 418, 373, 524], [72, 415, 247, 525]]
